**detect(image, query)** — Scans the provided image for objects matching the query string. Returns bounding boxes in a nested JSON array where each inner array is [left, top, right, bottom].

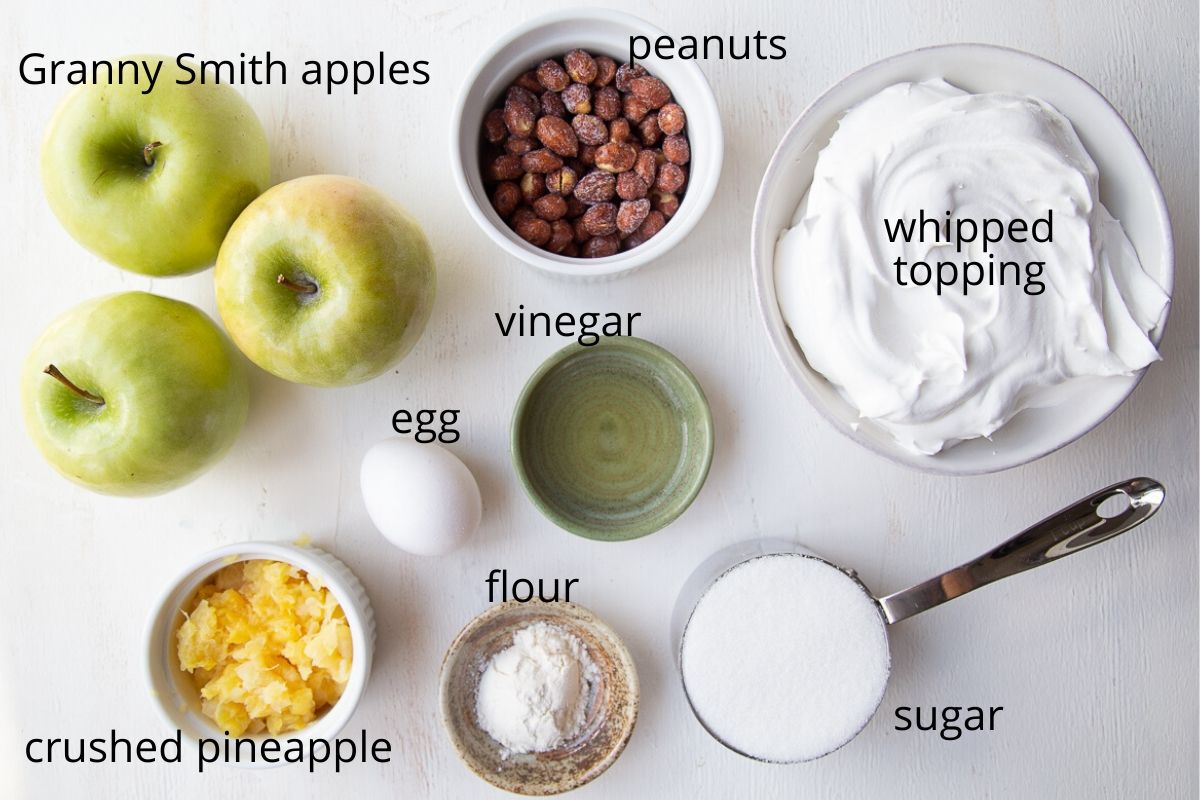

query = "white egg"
[[360, 438, 482, 556]]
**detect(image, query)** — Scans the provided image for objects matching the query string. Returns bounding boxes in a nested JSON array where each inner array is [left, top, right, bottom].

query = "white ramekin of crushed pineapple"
[[145, 541, 376, 763]]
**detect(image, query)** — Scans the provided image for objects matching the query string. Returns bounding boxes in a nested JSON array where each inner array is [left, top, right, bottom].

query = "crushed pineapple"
[[176, 559, 353, 737]]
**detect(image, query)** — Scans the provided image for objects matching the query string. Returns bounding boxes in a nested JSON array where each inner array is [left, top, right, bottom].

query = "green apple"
[[40, 56, 270, 277], [21, 292, 250, 496], [215, 175, 436, 387]]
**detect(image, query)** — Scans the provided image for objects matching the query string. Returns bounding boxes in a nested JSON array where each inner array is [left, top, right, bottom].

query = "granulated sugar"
[[680, 553, 890, 762]]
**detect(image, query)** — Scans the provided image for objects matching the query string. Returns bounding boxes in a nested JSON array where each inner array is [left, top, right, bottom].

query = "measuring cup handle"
[[876, 477, 1166, 625]]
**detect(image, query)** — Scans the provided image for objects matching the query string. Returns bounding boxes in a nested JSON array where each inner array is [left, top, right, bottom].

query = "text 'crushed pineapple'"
[[176, 559, 353, 737]]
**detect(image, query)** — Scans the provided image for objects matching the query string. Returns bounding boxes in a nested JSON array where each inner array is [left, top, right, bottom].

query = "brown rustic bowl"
[[439, 601, 639, 795]]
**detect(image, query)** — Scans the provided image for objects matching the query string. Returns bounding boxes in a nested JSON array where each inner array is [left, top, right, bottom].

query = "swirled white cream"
[[776, 79, 1169, 455]]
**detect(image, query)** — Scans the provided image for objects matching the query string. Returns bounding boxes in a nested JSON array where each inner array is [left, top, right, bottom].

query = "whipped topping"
[[776, 79, 1169, 455]]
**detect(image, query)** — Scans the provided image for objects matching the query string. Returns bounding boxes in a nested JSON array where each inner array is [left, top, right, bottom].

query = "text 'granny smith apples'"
[[215, 175, 437, 387], [40, 56, 270, 277], [21, 293, 250, 496]]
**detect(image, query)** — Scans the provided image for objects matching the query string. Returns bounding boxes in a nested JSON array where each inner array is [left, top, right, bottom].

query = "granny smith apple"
[[215, 175, 436, 387], [40, 56, 270, 277], [21, 292, 250, 495]]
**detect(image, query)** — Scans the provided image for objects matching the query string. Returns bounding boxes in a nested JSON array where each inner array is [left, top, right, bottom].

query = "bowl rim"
[[448, 7, 724, 279], [438, 600, 640, 795], [510, 336, 714, 540], [750, 42, 1175, 476], [142, 541, 374, 764]]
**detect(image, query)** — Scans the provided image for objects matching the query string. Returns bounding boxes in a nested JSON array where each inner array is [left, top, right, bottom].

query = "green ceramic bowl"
[[512, 338, 713, 541]]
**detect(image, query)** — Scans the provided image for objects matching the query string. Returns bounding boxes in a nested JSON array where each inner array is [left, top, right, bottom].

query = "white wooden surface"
[[1, 1, 1196, 797]]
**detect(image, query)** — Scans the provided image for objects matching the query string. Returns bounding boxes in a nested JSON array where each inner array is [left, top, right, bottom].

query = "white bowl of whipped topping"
[[752, 44, 1173, 475]]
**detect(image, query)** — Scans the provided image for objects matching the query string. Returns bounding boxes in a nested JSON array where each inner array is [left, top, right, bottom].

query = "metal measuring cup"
[[672, 477, 1166, 762]]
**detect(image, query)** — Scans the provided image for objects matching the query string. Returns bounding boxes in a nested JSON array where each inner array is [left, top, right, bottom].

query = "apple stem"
[[44, 365, 105, 406], [143, 141, 163, 167], [277, 274, 318, 295]]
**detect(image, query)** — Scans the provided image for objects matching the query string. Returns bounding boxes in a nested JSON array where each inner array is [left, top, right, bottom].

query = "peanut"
[[595, 142, 638, 174], [617, 199, 651, 234], [629, 76, 671, 109], [616, 171, 648, 201], [561, 83, 592, 115], [491, 182, 521, 217], [663, 134, 690, 165], [582, 202, 618, 236], [535, 116, 579, 157], [533, 193, 568, 221], [593, 56, 617, 87], [658, 103, 686, 135], [480, 52, 692, 259], [582, 234, 620, 258], [563, 50, 598, 84], [536, 60, 570, 92], [574, 170, 616, 204], [545, 166, 578, 196]]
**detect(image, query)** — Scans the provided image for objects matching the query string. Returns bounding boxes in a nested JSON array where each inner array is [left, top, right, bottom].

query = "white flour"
[[475, 621, 597, 756], [681, 553, 891, 762]]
